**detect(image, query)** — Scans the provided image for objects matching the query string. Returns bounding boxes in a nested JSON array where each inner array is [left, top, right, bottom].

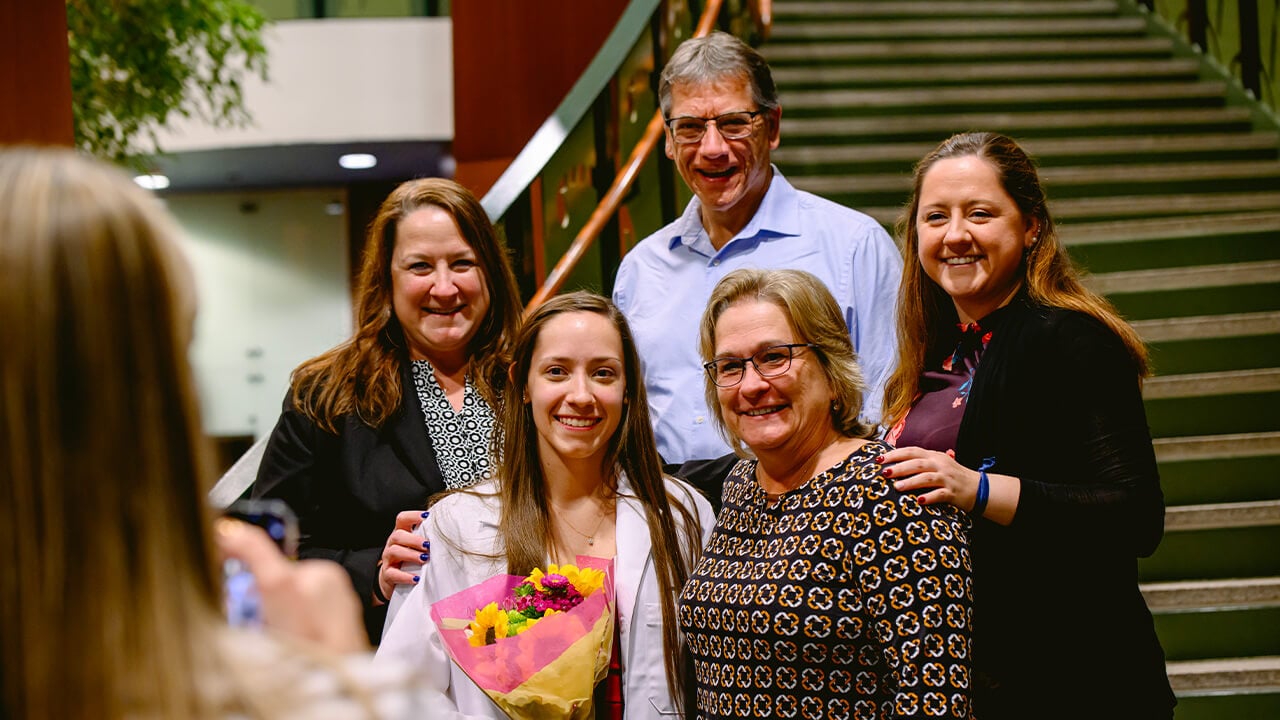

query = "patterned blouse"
[[678, 440, 975, 719], [886, 321, 992, 453], [410, 360, 496, 490]]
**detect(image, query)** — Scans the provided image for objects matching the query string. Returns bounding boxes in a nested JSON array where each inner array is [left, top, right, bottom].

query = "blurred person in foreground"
[[378, 292, 714, 718], [253, 177, 523, 642], [0, 146, 434, 718], [680, 268, 974, 719], [881, 132, 1174, 719], [612, 32, 901, 507]]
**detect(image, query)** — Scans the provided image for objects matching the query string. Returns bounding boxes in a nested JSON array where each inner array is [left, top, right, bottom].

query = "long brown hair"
[[884, 132, 1149, 428], [0, 148, 238, 717], [499, 292, 704, 710], [291, 178, 522, 432]]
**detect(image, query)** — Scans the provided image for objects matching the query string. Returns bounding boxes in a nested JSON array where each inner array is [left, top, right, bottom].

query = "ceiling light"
[[338, 153, 377, 170], [134, 174, 170, 190]]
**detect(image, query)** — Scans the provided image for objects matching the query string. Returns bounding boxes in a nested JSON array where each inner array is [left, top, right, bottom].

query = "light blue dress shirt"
[[613, 168, 902, 464]]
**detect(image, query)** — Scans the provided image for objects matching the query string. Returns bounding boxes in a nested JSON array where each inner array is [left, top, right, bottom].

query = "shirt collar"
[[665, 166, 800, 254]]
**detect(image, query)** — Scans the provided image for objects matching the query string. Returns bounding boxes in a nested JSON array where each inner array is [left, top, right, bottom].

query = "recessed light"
[[134, 174, 170, 190], [339, 153, 377, 170]]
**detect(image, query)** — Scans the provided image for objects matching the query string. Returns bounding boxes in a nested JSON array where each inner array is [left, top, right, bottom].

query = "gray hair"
[[659, 31, 779, 120]]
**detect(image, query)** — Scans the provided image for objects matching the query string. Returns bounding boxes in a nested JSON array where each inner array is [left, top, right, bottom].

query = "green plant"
[[66, 0, 269, 169]]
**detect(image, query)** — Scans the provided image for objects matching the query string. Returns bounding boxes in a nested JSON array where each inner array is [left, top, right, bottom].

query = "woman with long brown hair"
[[253, 178, 523, 641], [377, 292, 714, 718], [880, 132, 1173, 719]]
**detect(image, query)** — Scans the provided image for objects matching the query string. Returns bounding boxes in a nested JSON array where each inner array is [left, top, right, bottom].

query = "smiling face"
[[527, 311, 626, 472], [390, 206, 491, 367], [712, 299, 838, 458], [664, 75, 780, 240], [916, 155, 1039, 323]]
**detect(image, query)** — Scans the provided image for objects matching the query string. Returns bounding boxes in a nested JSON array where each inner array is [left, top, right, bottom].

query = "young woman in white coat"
[[377, 292, 715, 719]]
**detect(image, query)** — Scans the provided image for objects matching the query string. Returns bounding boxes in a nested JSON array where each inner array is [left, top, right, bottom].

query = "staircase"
[[763, 1, 1280, 717]]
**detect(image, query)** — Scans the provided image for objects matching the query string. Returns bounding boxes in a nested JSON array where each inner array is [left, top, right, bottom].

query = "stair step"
[[1065, 210, 1280, 246], [763, 37, 1175, 63], [770, 59, 1202, 88], [1143, 501, 1280, 581], [1142, 577, 1280, 612], [773, 1, 1122, 19], [775, 132, 1278, 167], [1153, 432, 1280, 463], [1166, 656, 1280, 695], [864, 193, 1280, 228], [782, 107, 1254, 140], [1054, 191, 1280, 222], [792, 164, 1280, 202], [1167, 500, 1280, 532], [1133, 311, 1280, 344], [1143, 578, 1280, 663], [1145, 368, 1280, 400], [780, 81, 1229, 113], [1090, 260, 1280, 295], [770, 17, 1146, 41]]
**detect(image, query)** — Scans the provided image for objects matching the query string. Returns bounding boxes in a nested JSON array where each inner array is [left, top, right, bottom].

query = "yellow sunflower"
[[468, 602, 509, 646]]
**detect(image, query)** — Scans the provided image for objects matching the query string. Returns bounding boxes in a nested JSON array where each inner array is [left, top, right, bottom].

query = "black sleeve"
[[1010, 315, 1165, 557], [665, 453, 739, 516], [252, 394, 382, 612]]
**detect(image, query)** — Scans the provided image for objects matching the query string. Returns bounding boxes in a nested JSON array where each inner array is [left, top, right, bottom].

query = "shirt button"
[[695, 416, 705, 424], [711, 260, 720, 267]]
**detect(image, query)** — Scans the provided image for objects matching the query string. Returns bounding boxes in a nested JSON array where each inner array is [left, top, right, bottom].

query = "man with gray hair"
[[613, 31, 901, 483]]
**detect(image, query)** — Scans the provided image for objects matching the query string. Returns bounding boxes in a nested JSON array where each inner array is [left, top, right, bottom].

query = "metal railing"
[[1138, 0, 1278, 116]]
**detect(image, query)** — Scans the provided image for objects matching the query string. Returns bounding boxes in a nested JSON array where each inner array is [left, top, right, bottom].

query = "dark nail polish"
[[423, 540, 430, 549], [419, 553, 429, 562], [421, 511, 429, 518], [875, 455, 885, 463], [883, 467, 894, 477], [413, 575, 420, 583]]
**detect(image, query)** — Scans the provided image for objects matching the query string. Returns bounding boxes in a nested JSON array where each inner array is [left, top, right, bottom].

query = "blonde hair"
[[698, 268, 874, 457], [884, 132, 1149, 428], [0, 147, 357, 719]]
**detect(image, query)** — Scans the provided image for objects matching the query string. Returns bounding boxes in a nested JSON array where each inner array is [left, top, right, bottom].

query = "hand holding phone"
[[221, 499, 298, 629], [215, 506, 368, 652]]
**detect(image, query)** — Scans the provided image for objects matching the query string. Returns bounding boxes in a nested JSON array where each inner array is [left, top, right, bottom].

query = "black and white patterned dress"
[[678, 440, 975, 719], [410, 360, 496, 490]]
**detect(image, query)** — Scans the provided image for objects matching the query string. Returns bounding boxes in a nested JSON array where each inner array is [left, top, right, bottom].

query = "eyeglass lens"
[[671, 112, 756, 144], [710, 344, 797, 386]]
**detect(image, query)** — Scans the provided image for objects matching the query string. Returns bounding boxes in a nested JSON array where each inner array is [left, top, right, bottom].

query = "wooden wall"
[[0, 1, 74, 146], [450, 0, 629, 196]]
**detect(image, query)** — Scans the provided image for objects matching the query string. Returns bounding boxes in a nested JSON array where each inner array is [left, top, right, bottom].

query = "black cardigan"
[[252, 361, 446, 643], [952, 294, 1174, 719]]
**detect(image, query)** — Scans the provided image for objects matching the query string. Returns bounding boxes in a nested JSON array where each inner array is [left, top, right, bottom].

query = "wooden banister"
[[524, 0, 771, 314]]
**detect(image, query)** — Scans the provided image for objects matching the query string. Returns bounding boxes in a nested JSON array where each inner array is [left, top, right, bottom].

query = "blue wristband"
[[972, 470, 990, 517], [972, 456, 996, 517]]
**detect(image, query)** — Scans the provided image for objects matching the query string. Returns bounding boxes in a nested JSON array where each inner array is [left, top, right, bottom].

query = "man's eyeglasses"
[[665, 111, 762, 145], [704, 343, 815, 388]]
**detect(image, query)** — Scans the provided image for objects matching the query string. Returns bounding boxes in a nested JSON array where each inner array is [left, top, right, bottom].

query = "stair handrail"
[[480, 0, 663, 224], [521, 0, 772, 313]]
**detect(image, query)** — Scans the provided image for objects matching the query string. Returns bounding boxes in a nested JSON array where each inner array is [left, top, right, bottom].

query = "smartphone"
[[223, 498, 299, 628]]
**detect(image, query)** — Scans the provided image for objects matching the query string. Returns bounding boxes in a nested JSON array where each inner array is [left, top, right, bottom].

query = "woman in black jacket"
[[253, 178, 522, 642], [880, 132, 1174, 719]]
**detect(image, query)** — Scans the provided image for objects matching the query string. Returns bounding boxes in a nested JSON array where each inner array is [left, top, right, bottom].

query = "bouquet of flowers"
[[430, 558, 614, 719]]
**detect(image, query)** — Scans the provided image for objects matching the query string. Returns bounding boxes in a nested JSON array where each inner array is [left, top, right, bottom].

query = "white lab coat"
[[376, 473, 715, 719]]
